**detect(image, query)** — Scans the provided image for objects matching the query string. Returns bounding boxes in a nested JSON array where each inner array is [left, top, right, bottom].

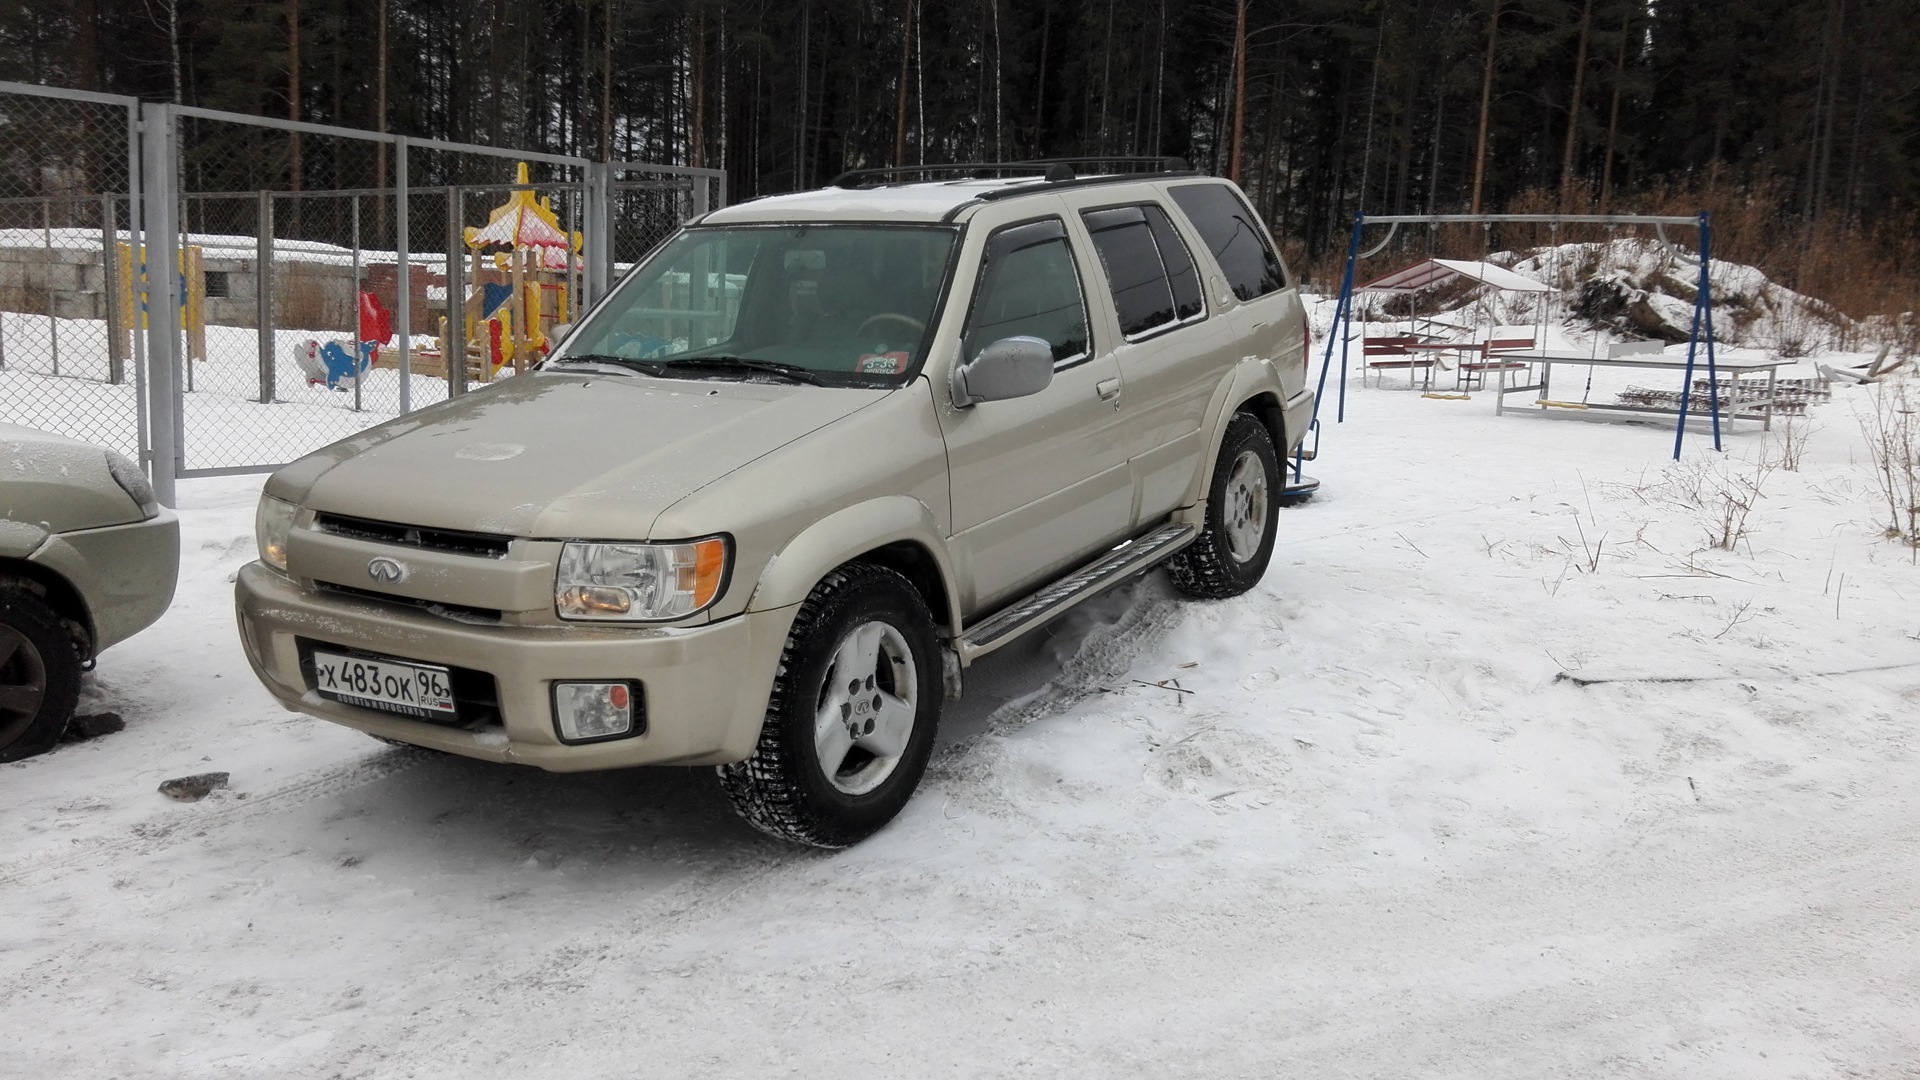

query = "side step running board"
[[957, 522, 1198, 663]]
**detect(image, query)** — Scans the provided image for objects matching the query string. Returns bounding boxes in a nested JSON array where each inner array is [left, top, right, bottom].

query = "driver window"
[[960, 219, 1090, 370]]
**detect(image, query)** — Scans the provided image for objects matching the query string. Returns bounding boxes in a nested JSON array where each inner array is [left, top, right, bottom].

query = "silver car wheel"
[[1223, 448, 1269, 564], [0, 624, 50, 749], [812, 620, 919, 796]]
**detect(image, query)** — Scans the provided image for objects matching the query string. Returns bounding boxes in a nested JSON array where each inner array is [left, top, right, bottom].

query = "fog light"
[[552, 681, 641, 744]]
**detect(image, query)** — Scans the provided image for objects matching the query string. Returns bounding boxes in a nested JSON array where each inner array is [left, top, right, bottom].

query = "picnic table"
[[1492, 351, 1785, 430]]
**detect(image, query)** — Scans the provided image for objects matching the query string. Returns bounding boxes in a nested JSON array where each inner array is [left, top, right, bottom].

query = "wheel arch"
[[846, 540, 953, 632], [1238, 391, 1289, 461], [746, 496, 961, 639], [0, 557, 95, 660]]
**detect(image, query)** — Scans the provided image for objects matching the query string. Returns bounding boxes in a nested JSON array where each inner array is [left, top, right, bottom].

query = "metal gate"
[[0, 82, 723, 505], [0, 83, 146, 463]]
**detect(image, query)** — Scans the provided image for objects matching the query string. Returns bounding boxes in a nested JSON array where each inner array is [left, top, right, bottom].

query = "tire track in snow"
[[308, 591, 1195, 1075], [5, 567, 1187, 891], [0, 746, 430, 888]]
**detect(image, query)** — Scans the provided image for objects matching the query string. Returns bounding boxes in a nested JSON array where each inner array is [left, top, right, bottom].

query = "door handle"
[[1096, 378, 1122, 403]]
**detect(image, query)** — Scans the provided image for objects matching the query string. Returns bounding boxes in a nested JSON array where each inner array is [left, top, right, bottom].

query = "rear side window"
[[1168, 183, 1287, 301], [961, 218, 1091, 368], [1142, 205, 1204, 321], [1082, 206, 1176, 337]]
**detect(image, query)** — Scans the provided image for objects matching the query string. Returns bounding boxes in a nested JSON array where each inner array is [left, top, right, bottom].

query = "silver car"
[[236, 165, 1314, 845], [1, 425, 180, 761]]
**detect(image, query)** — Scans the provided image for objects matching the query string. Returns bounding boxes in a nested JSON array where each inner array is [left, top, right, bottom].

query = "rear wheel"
[[0, 587, 83, 763], [1166, 411, 1281, 600], [718, 564, 942, 848]]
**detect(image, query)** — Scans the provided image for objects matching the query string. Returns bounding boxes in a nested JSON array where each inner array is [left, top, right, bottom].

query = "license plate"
[[312, 650, 456, 718]]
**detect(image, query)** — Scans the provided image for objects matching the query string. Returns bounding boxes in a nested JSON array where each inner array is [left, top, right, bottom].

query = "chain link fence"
[[0, 84, 144, 459], [1, 87, 721, 492], [608, 165, 724, 270]]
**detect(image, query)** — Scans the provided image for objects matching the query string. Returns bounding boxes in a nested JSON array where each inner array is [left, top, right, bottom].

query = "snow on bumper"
[[233, 561, 796, 770]]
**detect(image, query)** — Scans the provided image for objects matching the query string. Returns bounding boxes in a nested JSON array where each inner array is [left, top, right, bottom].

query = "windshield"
[[557, 224, 957, 383]]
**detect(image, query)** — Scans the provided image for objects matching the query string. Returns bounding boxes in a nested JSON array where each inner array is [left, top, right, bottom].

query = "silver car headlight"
[[555, 537, 730, 622], [105, 452, 160, 519], [256, 495, 297, 571]]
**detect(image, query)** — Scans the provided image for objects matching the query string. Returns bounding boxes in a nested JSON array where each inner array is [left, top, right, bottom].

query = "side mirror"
[[550, 322, 574, 342], [951, 336, 1054, 408]]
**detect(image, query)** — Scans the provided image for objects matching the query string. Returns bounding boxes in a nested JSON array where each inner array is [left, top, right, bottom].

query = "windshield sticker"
[[857, 351, 910, 374]]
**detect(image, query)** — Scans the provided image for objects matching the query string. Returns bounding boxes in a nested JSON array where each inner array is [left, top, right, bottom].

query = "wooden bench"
[[1363, 335, 1434, 388], [1456, 336, 1537, 390]]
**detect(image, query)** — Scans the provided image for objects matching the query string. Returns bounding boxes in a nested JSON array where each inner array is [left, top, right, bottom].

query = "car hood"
[[1, 423, 144, 535], [274, 372, 891, 539]]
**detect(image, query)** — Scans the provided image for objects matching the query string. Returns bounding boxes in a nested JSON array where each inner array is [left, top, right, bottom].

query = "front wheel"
[[1166, 412, 1281, 600], [0, 586, 84, 763], [717, 563, 942, 847]]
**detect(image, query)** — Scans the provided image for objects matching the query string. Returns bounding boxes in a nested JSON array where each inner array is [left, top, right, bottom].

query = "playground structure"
[[1306, 212, 1732, 466], [1352, 257, 1553, 391], [373, 163, 582, 385], [110, 241, 208, 365]]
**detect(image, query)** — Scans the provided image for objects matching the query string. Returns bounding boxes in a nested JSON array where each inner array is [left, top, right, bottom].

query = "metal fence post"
[[257, 190, 275, 404], [395, 135, 411, 414], [692, 173, 710, 219], [447, 186, 467, 397], [42, 201, 60, 376], [140, 103, 179, 507], [127, 103, 149, 475], [102, 192, 124, 384], [350, 194, 363, 413], [584, 162, 609, 305]]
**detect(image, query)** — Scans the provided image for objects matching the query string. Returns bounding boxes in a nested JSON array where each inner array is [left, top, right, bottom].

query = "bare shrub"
[[1773, 414, 1812, 472], [1860, 377, 1920, 550], [1659, 452, 1776, 554], [1707, 458, 1774, 553]]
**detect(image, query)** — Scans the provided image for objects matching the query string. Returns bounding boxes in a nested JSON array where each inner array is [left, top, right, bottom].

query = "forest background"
[[6, 0, 1915, 322]]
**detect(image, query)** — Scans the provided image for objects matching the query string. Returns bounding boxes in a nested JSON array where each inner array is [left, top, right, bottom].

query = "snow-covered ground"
[[4, 354, 1918, 1076]]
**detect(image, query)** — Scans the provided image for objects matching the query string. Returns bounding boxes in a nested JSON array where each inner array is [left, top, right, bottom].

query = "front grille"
[[313, 512, 513, 559], [316, 580, 504, 625]]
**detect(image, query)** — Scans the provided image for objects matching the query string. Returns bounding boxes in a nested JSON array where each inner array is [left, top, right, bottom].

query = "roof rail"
[[829, 156, 1193, 191]]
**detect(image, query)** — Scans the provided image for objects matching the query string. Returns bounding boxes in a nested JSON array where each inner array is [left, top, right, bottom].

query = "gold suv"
[[235, 163, 1315, 846]]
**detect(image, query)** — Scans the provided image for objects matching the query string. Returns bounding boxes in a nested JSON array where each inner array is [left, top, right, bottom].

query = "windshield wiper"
[[546, 353, 671, 376], [650, 356, 825, 385], [549, 352, 824, 385]]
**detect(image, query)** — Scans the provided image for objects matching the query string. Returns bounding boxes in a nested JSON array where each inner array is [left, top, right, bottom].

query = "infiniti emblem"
[[367, 557, 408, 585]]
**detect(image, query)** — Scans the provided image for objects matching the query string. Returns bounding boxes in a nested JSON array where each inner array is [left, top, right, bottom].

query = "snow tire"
[[1166, 411, 1281, 600], [717, 563, 942, 848], [0, 585, 84, 763]]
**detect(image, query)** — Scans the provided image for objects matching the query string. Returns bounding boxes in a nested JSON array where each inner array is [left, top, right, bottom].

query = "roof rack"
[[828, 156, 1194, 191]]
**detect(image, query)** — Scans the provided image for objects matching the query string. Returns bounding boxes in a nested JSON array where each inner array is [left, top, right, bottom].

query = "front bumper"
[[33, 509, 181, 654], [234, 562, 798, 770]]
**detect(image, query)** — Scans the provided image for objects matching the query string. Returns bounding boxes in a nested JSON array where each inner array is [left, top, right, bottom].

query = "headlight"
[[256, 495, 297, 571], [556, 537, 729, 621], [105, 452, 160, 519]]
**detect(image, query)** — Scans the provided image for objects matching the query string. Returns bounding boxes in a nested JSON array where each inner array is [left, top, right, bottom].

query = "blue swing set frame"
[[1291, 210, 1724, 490]]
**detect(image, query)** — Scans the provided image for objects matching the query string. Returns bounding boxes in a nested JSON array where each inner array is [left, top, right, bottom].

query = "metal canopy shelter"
[[1356, 257, 1554, 295], [1303, 211, 1723, 467]]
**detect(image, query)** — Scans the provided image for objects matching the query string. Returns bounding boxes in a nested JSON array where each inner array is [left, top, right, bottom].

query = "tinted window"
[[961, 219, 1090, 367], [562, 224, 955, 380], [1168, 183, 1286, 301], [1082, 206, 1176, 337], [1142, 204, 1203, 320]]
